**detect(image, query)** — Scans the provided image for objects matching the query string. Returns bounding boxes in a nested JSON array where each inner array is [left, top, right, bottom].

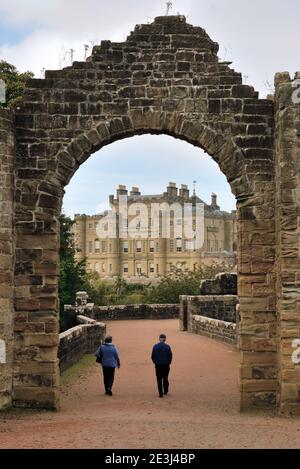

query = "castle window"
[[176, 238, 182, 252], [123, 241, 129, 253], [95, 240, 100, 253], [149, 240, 155, 253], [102, 241, 106, 253], [123, 263, 128, 273], [89, 241, 93, 253], [136, 240, 142, 253], [137, 263, 142, 275], [150, 263, 155, 273]]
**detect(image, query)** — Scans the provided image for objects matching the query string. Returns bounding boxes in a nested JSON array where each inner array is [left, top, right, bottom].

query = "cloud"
[[1, 0, 299, 216], [0, 0, 162, 75], [63, 135, 236, 218], [1, 0, 299, 91], [0, 0, 165, 42], [1, 29, 64, 75]]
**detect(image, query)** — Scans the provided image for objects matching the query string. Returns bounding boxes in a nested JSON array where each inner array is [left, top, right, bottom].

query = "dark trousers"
[[102, 367, 115, 392], [155, 365, 170, 396]]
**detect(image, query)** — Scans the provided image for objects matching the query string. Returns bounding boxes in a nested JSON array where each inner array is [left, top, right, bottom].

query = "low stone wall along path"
[[1, 320, 300, 449]]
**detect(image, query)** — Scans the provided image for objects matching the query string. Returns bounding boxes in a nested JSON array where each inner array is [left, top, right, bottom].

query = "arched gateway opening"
[[9, 16, 279, 412]]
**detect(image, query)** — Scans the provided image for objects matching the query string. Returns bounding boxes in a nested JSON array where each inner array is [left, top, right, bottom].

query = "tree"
[[0, 60, 34, 108], [59, 214, 87, 328], [144, 264, 228, 304], [84, 271, 107, 306]]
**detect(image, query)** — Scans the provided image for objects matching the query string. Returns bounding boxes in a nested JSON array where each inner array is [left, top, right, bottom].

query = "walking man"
[[95, 336, 120, 396], [151, 334, 173, 398]]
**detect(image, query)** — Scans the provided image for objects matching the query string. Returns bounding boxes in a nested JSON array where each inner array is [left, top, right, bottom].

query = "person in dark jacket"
[[95, 336, 120, 396], [151, 334, 173, 398]]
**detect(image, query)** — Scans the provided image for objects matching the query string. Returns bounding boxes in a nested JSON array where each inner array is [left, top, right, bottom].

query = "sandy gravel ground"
[[1, 319, 300, 449]]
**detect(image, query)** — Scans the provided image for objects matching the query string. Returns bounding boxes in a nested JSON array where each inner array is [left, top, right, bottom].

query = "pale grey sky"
[[0, 0, 298, 216]]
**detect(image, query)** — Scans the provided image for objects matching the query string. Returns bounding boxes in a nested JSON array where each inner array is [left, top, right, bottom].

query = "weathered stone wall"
[[58, 316, 106, 372], [67, 304, 180, 322], [1, 17, 300, 414], [200, 273, 237, 295], [0, 109, 15, 411], [190, 315, 236, 345], [3, 15, 299, 413], [12, 15, 276, 411], [275, 73, 300, 415], [180, 294, 238, 330]]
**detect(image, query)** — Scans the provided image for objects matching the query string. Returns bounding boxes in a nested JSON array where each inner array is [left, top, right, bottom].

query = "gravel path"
[[1, 319, 300, 449]]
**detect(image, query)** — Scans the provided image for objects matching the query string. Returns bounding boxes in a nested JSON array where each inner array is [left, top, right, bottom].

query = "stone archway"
[[1, 15, 299, 414]]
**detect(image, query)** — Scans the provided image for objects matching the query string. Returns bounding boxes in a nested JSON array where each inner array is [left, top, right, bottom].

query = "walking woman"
[[95, 336, 120, 396]]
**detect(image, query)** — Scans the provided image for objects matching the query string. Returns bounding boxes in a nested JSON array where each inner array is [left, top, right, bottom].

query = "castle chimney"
[[211, 193, 220, 210], [167, 182, 178, 198], [130, 187, 141, 196], [179, 184, 190, 200], [117, 184, 128, 198]]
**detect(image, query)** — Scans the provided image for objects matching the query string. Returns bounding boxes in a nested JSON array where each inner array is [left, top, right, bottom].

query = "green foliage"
[[83, 264, 227, 306], [144, 264, 227, 304], [0, 61, 34, 108], [84, 271, 107, 306], [121, 293, 146, 305], [113, 275, 128, 297], [59, 214, 87, 330], [103, 276, 139, 305]]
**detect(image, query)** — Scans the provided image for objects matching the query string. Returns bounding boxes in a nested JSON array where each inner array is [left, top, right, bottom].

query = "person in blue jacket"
[[95, 336, 120, 396], [151, 334, 173, 398]]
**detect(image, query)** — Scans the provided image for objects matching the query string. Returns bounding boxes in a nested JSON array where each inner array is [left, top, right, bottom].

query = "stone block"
[[13, 387, 60, 410]]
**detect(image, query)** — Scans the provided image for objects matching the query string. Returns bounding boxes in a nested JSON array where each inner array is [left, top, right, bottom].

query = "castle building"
[[73, 183, 237, 281]]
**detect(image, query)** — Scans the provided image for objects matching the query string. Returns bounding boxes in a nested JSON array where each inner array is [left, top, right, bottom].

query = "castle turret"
[[211, 193, 220, 210]]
